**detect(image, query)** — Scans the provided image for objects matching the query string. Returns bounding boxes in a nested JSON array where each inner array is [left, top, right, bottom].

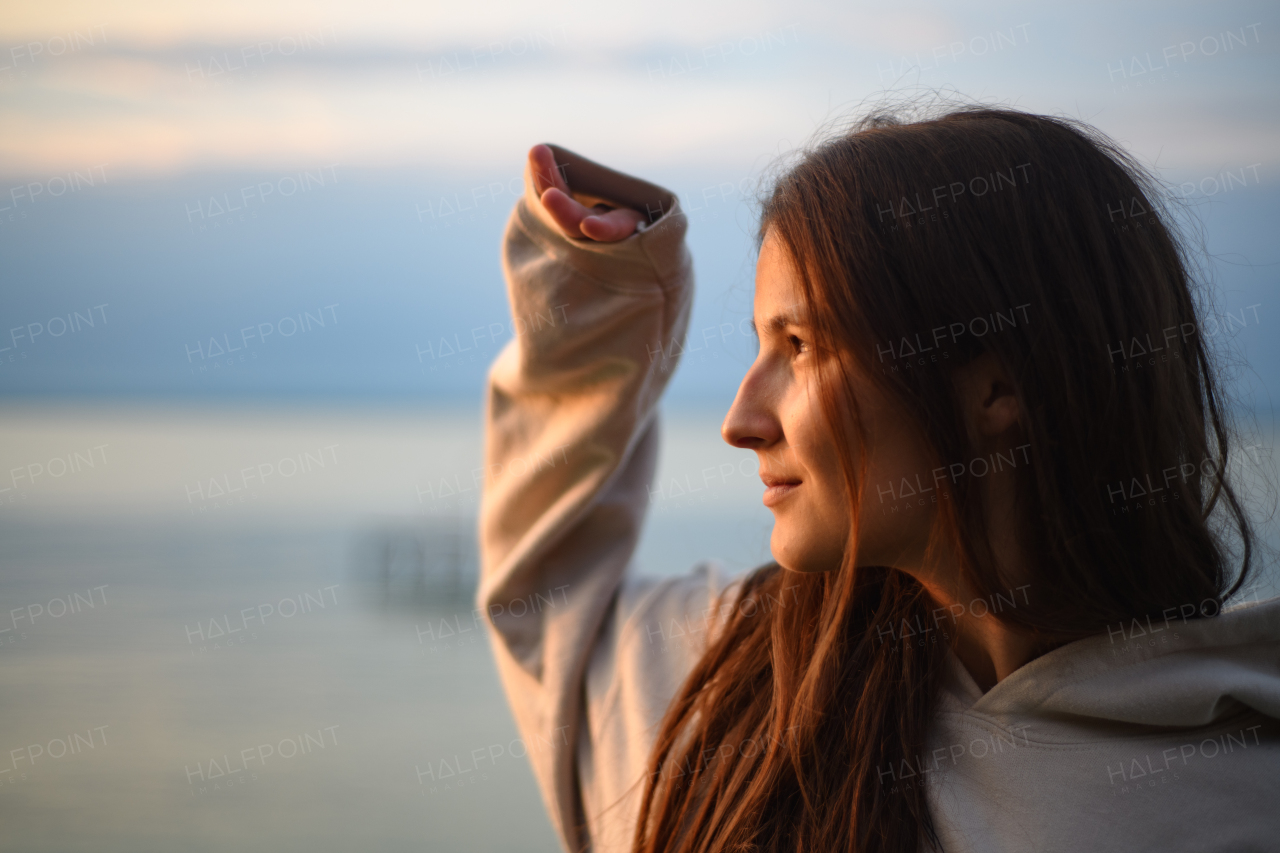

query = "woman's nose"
[[722, 365, 781, 450]]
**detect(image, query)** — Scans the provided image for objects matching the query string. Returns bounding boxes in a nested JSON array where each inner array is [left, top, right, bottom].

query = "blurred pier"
[[348, 515, 478, 610]]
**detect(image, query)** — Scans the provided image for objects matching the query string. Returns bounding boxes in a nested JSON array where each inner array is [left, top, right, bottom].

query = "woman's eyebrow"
[[749, 310, 810, 337]]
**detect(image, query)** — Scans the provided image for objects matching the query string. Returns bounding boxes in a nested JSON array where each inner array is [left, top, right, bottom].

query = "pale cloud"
[[0, 1, 1274, 180]]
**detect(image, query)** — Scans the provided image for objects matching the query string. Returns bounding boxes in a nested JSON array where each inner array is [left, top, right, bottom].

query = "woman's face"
[[722, 229, 937, 574]]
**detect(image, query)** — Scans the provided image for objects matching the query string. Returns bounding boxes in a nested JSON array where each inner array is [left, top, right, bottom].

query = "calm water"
[[0, 404, 1273, 851], [0, 514, 549, 853], [0, 403, 776, 852]]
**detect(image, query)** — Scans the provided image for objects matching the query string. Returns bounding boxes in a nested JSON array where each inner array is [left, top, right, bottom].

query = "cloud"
[[0, 2, 1275, 179]]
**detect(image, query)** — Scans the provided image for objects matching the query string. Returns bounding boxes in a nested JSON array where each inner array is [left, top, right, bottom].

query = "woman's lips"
[[761, 477, 801, 507]]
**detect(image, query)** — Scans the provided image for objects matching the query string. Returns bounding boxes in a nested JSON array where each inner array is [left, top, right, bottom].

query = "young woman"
[[477, 104, 1280, 853]]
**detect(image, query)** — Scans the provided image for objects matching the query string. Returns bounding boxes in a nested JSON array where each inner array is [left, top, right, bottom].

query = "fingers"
[[538, 186, 591, 238], [541, 189, 643, 242], [529, 144, 645, 242], [528, 144, 569, 196], [580, 207, 645, 242]]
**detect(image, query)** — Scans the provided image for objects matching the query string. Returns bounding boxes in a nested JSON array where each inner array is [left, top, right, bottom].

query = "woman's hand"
[[528, 144, 647, 242]]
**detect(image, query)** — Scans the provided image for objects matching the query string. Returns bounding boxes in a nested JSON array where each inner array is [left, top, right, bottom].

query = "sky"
[[2, 2, 1277, 176], [0, 0, 1277, 407]]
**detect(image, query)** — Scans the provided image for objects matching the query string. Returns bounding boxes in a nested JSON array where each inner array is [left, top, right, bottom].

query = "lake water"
[[0, 403, 1274, 851], [0, 402, 777, 852]]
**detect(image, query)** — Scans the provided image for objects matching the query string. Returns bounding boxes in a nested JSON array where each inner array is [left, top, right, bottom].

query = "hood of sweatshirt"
[[940, 592, 1280, 738]]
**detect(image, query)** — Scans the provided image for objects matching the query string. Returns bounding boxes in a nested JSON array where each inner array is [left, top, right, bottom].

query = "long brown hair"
[[630, 100, 1259, 853]]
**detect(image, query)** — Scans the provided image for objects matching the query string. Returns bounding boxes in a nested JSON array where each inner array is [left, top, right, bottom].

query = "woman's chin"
[[770, 533, 842, 574]]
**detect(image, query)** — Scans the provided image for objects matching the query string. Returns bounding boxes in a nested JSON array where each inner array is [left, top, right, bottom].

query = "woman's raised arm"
[[478, 144, 733, 852]]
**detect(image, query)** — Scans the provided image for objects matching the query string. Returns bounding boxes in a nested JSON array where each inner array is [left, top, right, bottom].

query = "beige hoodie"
[[478, 149, 1280, 853]]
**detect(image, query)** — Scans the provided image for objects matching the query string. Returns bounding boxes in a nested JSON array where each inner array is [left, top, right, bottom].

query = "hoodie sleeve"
[[478, 147, 739, 853]]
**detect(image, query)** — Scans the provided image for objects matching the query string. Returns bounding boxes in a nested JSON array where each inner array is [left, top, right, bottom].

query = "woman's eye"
[[788, 334, 808, 354]]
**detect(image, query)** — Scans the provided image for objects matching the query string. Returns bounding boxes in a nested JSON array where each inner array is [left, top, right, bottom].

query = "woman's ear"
[[953, 352, 1021, 439]]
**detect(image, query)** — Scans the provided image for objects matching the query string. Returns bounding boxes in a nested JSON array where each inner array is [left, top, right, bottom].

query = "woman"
[[477, 103, 1280, 853]]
